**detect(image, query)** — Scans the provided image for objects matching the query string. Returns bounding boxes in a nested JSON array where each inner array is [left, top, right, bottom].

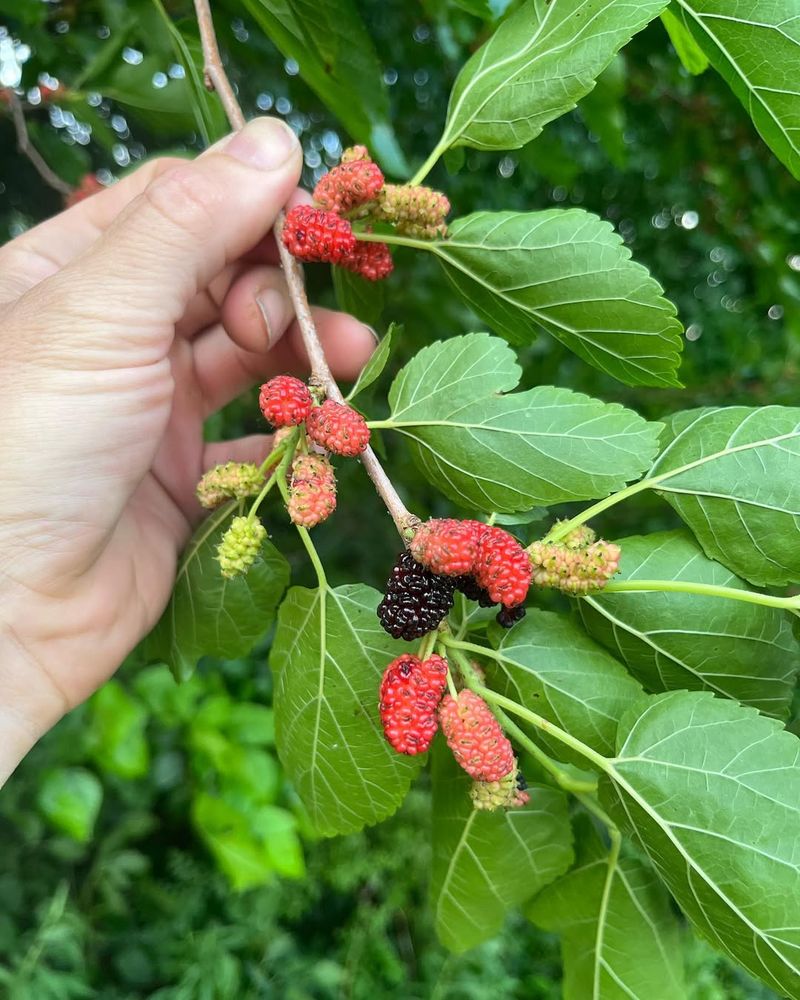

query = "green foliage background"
[[1, 0, 797, 995]]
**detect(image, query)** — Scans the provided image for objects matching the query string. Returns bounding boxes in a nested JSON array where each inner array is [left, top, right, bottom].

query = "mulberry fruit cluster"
[[216, 516, 267, 579], [287, 454, 337, 528], [379, 653, 448, 754], [528, 524, 621, 594], [439, 689, 516, 782], [393, 518, 531, 634], [258, 377, 370, 458], [196, 462, 264, 509], [281, 146, 450, 281], [377, 550, 456, 641]]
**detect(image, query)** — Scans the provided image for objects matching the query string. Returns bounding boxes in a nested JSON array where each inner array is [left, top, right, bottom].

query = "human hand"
[[0, 117, 376, 782]]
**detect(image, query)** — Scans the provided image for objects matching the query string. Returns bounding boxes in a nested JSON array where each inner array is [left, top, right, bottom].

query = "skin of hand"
[[0, 117, 376, 784]]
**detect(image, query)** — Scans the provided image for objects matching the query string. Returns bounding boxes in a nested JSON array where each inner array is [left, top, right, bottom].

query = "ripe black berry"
[[377, 550, 455, 641], [495, 604, 526, 629], [453, 574, 495, 608]]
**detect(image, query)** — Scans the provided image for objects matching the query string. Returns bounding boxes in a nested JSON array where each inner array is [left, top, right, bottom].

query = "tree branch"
[[8, 92, 72, 196], [192, 0, 417, 537]]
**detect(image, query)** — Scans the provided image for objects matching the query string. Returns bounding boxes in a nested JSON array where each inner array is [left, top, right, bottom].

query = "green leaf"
[[38, 768, 103, 843], [346, 324, 395, 402], [333, 266, 386, 330], [240, 0, 407, 174], [227, 703, 275, 746], [87, 681, 150, 778], [528, 815, 687, 999], [94, 53, 206, 133], [673, 0, 800, 178], [577, 56, 628, 168], [149, 1, 228, 144], [483, 610, 644, 760], [648, 406, 800, 586], [420, 212, 683, 387], [577, 531, 799, 717], [430, 741, 573, 953], [272, 584, 422, 836], [600, 691, 800, 997], [193, 793, 278, 890], [145, 504, 290, 681], [660, 7, 709, 75], [436, 0, 669, 154], [385, 334, 662, 511]]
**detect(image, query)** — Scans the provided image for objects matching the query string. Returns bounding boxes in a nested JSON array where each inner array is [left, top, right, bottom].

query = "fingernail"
[[363, 324, 380, 344], [226, 117, 299, 171], [256, 287, 289, 347]]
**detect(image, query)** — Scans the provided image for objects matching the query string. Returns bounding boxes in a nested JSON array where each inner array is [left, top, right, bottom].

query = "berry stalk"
[[192, 0, 416, 539]]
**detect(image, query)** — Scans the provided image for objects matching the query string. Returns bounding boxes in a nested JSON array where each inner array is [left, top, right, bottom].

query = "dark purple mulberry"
[[495, 604, 527, 629], [377, 550, 455, 641], [453, 574, 495, 608]]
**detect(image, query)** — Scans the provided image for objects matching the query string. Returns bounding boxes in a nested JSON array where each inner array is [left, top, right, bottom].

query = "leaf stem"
[[277, 471, 328, 589], [192, 0, 417, 539], [598, 578, 800, 611], [248, 432, 297, 520], [543, 479, 651, 543], [409, 140, 447, 186]]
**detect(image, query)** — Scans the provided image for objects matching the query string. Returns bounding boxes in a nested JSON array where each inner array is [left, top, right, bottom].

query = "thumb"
[[16, 117, 302, 363]]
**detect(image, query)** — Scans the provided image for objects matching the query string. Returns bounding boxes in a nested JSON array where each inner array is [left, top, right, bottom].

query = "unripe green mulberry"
[[470, 765, 530, 811], [217, 516, 267, 578], [196, 462, 264, 509]]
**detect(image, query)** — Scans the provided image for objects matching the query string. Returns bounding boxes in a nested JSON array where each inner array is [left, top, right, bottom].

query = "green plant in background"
[[2, 2, 800, 998]]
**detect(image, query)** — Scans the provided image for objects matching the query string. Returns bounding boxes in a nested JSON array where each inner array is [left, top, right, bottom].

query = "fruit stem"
[[417, 631, 437, 661], [276, 470, 328, 589], [248, 432, 297, 522], [193, 0, 418, 540], [599, 578, 800, 611], [409, 140, 447, 186]]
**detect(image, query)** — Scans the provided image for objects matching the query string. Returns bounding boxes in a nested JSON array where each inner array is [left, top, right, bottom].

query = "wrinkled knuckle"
[[141, 164, 221, 239]]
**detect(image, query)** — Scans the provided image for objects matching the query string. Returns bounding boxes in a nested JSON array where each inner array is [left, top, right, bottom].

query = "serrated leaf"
[[240, 0, 406, 173], [483, 614, 643, 763], [528, 816, 686, 999], [673, 0, 800, 178], [272, 584, 422, 836], [346, 324, 395, 402], [431, 741, 573, 952], [577, 531, 799, 718], [436, 0, 669, 153], [145, 505, 290, 681], [481, 610, 644, 760], [384, 333, 660, 513], [419, 212, 683, 386], [600, 691, 800, 997], [661, 7, 709, 75], [385, 334, 662, 511], [648, 406, 800, 586]]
